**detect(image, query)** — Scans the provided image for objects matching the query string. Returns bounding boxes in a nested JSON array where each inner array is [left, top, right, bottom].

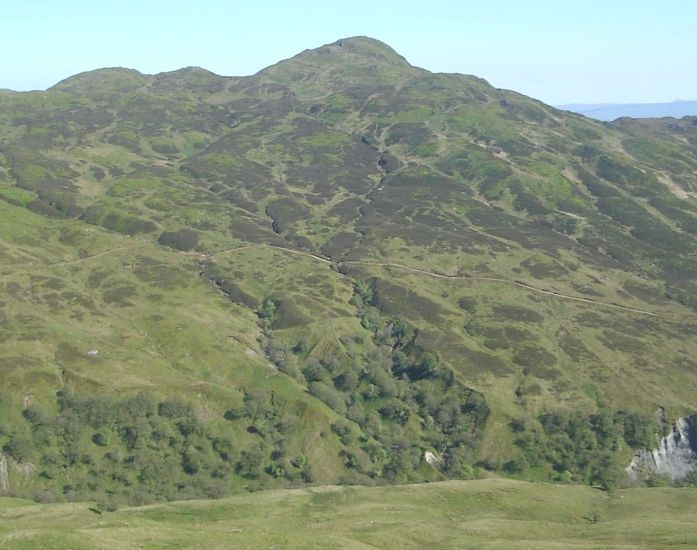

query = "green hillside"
[[1, 37, 697, 505]]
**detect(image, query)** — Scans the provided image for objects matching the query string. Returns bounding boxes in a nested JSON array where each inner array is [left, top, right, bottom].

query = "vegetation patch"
[[491, 304, 544, 323], [511, 408, 655, 487], [520, 257, 568, 279], [157, 229, 199, 251]]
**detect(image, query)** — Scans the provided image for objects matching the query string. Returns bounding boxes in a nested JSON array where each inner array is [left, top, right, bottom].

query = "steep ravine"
[[627, 416, 697, 481]]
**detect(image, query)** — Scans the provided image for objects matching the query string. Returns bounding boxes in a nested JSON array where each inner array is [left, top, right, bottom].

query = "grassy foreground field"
[[2, 478, 696, 549]]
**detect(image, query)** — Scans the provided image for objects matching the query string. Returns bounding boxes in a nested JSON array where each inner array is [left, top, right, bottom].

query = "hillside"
[[1, 37, 697, 505]]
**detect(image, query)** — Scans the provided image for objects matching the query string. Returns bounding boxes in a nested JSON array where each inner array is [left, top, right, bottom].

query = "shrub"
[[91, 431, 110, 446], [309, 382, 346, 414], [4, 433, 35, 462], [157, 228, 199, 251], [256, 299, 277, 331], [646, 472, 672, 487], [457, 296, 477, 313], [266, 463, 286, 478], [236, 448, 264, 479]]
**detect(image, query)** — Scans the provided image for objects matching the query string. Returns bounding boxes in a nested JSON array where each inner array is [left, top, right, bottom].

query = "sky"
[[2, 0, 696, 105]]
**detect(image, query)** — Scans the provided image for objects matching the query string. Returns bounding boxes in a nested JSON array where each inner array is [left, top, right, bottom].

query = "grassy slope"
[[0, 197, 368, 497], [2, 37, 697, 498], [231, 39, 697, 418], [2, 479, 697, 549]]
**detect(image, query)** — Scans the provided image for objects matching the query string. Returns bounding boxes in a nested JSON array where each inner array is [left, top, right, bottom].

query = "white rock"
[[425, 451, 440, 466], [626, 416, 697, 481]]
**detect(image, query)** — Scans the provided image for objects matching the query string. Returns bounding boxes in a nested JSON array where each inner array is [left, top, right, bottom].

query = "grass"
[[1, 36, 697, 502], [2, 479, 697, 549]]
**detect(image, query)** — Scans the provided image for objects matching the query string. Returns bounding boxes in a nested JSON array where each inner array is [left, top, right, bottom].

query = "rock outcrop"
[[626, 416, 697, 481], [0, 452, 10, 495]]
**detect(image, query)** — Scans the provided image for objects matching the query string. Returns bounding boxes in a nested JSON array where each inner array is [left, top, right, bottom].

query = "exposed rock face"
[[626, 416, 697, 481], [424, 451, 440, 466], [0, 452, 9, 495]]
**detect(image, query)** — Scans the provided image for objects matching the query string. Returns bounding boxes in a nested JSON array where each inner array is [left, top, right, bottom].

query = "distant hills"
[[558, 100, 697, 121]]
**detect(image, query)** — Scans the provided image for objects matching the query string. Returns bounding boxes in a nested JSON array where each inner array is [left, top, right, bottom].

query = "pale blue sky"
[[2, 0, 695, 105]]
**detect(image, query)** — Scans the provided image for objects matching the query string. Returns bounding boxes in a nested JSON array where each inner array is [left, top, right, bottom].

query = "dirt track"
[[12, 240, 659, 317], [252, 244, 658, 317]]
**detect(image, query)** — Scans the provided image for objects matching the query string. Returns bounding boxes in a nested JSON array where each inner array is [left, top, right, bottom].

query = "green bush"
[[157, 228, 199, 251], [3, 433, 33, 462], [91, 431, 110, 446]]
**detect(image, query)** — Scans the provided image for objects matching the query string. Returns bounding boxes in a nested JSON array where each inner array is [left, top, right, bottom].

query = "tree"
[[257, 299, 277, 329], [91, 431, 110, 446], [3, 433, 33, 462], [266, 463, 286, 478], [588, 504, 602, 524], [236, 448, 264, 479], [334, 369, 359, 392]]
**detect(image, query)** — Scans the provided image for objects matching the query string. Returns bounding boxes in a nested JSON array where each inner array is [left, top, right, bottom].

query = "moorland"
[[1, 36, 697, 544]]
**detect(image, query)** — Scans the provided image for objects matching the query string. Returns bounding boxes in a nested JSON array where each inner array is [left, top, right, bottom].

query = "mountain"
[[1, 37, 697, 507], [558, 100, 697, 121]]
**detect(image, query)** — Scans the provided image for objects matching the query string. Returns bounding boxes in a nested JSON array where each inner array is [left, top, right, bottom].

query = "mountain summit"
[[257, 36, 422, 98], [1, 38, 697, 504], [296, 36, 414, 67]]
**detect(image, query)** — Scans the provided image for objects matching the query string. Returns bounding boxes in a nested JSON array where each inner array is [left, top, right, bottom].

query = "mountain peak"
[[154, 66, 229, 90], [312, 36, 412, 65], [287, 36, 415, 72], [50, 67, 149, 95], [257, 36, 421, 98]]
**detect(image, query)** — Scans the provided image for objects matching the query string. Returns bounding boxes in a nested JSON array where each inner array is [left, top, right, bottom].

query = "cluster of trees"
[[222, 389, 313, 484], [256, 280, 490, 483], [509, 408, 655, 488], [2, 388, 310, 506]]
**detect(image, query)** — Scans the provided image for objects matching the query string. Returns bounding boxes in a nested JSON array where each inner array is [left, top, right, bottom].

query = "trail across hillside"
[[253, 244, 659, 317], [1, 243, 149, 269], [55, 244, 150, 266], [15, 240, 660, 317], [341, 259, 658, 316]]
